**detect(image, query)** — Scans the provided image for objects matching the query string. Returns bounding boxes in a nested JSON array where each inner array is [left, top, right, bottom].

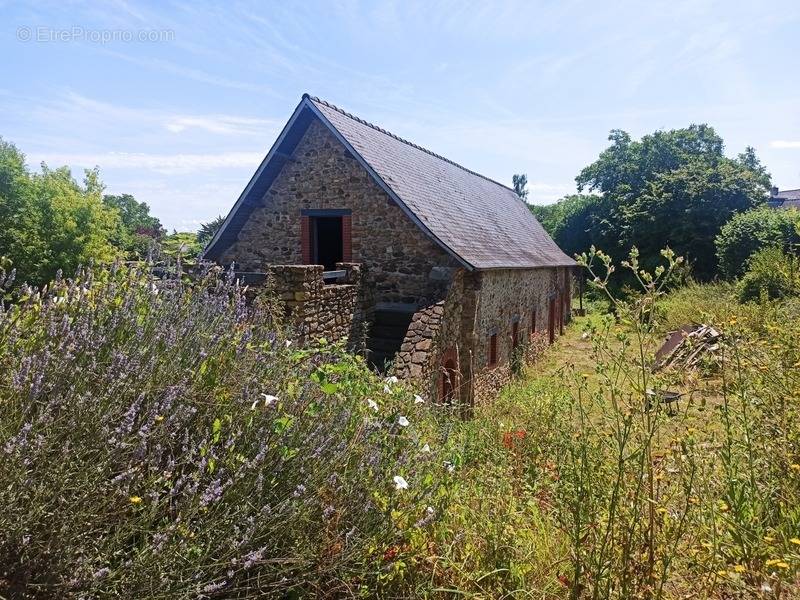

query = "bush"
[[715, 206, 800, 279], [0, 265, 445, 598], [738, 246, 800, 302]]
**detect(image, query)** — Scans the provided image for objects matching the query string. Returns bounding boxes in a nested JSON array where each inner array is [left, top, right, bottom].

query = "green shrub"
[[715, 206, 800, 279], [737, 246, 800, 302]]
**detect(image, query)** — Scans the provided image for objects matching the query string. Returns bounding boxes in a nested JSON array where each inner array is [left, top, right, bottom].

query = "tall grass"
[[2, 256, 799, 598]]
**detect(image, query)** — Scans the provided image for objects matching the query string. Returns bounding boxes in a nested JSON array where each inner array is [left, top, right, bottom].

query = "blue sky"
[[1, 0, 799, 231]]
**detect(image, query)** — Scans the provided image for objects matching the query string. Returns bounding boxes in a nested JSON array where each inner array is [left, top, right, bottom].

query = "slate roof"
[[203, 94, 575, 270], [768, 188, 800, 210]]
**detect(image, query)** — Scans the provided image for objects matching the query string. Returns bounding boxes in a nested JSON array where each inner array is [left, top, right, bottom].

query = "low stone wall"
[[266, 263, 364, 346], [393, 301, 444, 381]]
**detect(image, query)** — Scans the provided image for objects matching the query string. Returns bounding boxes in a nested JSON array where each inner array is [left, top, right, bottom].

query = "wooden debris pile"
[[653, 324, 722, 371]]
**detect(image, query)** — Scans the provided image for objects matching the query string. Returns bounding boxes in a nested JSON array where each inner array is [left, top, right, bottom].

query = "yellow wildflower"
[[733, 565, 746, 573], [155, 415, 164, 423], [716, 570, 727, 576], [777, 561, 790, 569], [765, 536, 775, 543], [766, 559, 781, 566], [129, 496, 142, 504], [791, 464, 800, 471], [790, 538, 800, 545]]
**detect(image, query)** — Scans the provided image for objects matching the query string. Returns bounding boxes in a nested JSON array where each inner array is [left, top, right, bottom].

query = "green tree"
[[530, 194, 607, 259], [103, 193, 164, 259], [197, 215, 225, 246], [161, 231, 202, 263], [574, 125, 769, 280], [512, 173, 529, 200], [0, 138, 121, 287], [716, 206, 800, 278]]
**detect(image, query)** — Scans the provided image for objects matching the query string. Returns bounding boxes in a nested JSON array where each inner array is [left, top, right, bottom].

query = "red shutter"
[[342, 214, 352, 262], [300, 215, 311, 264]]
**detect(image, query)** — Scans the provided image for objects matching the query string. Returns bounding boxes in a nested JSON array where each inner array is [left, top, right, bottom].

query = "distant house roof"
[[767, 187, 800, 210], [203, 94, 576, 270]]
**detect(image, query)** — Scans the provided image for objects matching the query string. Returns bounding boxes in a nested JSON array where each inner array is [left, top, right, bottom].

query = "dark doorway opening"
[[312, 216, 343, 271], [548, 297, 556, 344]]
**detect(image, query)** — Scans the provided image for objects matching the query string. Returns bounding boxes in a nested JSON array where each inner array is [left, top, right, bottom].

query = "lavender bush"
[[0, 265, 444, 598]]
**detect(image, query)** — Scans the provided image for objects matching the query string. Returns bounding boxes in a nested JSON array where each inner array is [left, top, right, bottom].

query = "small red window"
[[488, 333, 498, 367]]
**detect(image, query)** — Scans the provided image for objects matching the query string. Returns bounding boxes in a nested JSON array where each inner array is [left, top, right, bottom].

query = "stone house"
[[202, 94, 576, 406]]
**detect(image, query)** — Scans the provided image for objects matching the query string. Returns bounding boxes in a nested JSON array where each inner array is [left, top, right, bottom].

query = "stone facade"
[[392, 266, 571, 406], [220, 119, 460, 306], [470, 267, 570, 405], [266, 263, 365, 346], [215, 113, 574, 409]]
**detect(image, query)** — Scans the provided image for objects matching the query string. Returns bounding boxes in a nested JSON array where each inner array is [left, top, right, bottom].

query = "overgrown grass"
[[2, 257, 800, 598]]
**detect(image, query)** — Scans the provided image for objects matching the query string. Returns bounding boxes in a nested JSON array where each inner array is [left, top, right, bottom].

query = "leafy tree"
[[197, 215, 225, 246], [716, 206, 800, 278], [573, 125, 769, 280], [531, 194, 607, 259], [0, 138, 121, 287], [512, 173, 529, 200], [103, 193, 164, 259], [160, 231, 202, 263]]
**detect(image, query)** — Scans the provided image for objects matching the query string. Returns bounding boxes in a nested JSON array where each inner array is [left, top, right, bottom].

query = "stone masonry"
[[220, 118, 460, 306], [266, 263, 364, 346]]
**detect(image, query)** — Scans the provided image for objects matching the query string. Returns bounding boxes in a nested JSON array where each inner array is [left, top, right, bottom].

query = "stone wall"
[[220, 118, 460, 306], [469, 266, 570, 405], [266, 263, 364, 346], [393, 269, 471, 403]]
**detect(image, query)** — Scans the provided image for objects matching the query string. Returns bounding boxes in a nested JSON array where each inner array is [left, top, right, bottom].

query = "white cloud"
[[164, 115, 276, 135], [770, 140, 800, 149], [29, 151, 263, 174]]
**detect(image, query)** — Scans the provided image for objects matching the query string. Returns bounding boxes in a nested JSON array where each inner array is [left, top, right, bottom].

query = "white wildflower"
[[383, 384, 391, 394], [443, 461, 455, 473], [366, 398, 378, 412], [385, 375, 399, 385], [393, 475, 409, 490], [285, 340, 292, 348], [413, 394, 424, 404], [252, 394, 278, 410], [421, 443, 431, 453], [398, 416, 410, 427]]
